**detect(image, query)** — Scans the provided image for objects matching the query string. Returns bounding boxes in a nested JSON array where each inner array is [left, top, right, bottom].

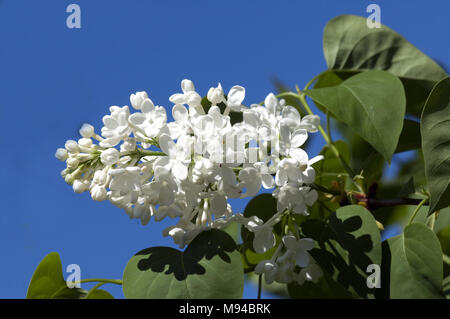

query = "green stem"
[[407, 198, 428, 226], [76, 278, 123, 286]]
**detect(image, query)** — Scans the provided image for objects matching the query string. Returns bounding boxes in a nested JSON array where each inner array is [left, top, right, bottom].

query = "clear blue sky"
[[0, 0, 448, 299]]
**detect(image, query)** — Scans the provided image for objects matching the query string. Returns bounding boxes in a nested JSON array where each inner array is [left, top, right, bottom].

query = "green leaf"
[[301, 205, 382, 298], [287, 272, 354, 299], [420, 77, 450, 214], [26, 252, 86, 299], [122, 229, 244, 299], [322, 14, 447, 116], [86, 289, 114, 299], [387, 223, 445, 298], [222, 221, 240, 244], [313, 140, 350, 189], [305, 71, 406, 162]]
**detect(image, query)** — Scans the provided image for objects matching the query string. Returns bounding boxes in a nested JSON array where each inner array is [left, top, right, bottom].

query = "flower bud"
[[66, 157, 80, 168], [78, 138, 93, 148], [130, 91, 148, 110], [181, 79, 195, 93], [91, 185, 107, 201], [55, 148, 68, 161], [65, 173, 75, 184], [65, 140, 80, 153], [93, 170, 107, 185], [207, 83, 224, 105], [73, 179, 89, 193], [100, 148, 120, 165], [186, 91, 201, 106], [79, 123, 95, 138]]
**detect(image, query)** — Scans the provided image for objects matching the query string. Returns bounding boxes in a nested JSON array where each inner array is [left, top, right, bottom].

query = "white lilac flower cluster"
[[55, 79, 323, 286]]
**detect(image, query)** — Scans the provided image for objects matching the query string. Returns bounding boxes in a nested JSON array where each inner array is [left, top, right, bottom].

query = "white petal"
[[264, 93, 278, 115], [281, 106, 300, 124], [243, 111, 260, 129], [275, 170, 288, 186], [308, 155, 324, 166], [227, 85, 245, 107], [282, 235, 297, 250], [128, 113, 146, 126], [289, 148, 309, 164], [304, 189, 318, 206], [158, 134, 176, 157], [261, 174, 274, 189], [102, 115, 118, 129], [298, 238, 315, 251], [172, 104, 188, 122], [172, 162, 188, 180], [253, 228, 276, 254], [141, 98, 155, 113], [169, 93, 186, 104], [290, 129, 308, 148], [295, 251, 310, 268], [210, 192, 227, 217], [181, 79, 195, 93], [300, 115, 321, 132], [302, 166, 316, 184]]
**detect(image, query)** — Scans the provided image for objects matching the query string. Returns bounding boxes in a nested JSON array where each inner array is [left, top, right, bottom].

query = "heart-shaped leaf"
[[387, 223, 445, 298], [122, 229, 244, 299], [301, 205, 382, 298], [26, 252, 87, 299], [305, 70, 406, 162], [321, 14, 447, 116], [420, 77, 450, 214]]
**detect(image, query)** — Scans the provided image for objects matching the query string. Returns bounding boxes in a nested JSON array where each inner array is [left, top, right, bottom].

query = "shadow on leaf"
[[135, 229, 236, 281], [302, 213, 374, 297]]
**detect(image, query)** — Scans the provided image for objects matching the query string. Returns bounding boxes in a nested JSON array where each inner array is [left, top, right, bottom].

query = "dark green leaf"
[[301, 205, 381, 298], [122, 229, 244, 299], [420, 77, 450, 214], [305, 71, 406, 162], [322, 14, 447, 116]]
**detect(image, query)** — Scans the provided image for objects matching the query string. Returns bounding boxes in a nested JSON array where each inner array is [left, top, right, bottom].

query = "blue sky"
[[0, 0, 448, 299]]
